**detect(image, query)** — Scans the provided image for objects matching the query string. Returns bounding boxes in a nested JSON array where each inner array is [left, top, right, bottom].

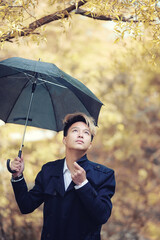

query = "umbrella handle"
[[6, 159, 16, 173], [6, 150, 22, 173]]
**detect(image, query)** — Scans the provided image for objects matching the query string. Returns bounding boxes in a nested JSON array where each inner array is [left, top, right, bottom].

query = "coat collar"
[[77, 154, 88, 169], [77, 154, 88, 163], [50, 158, 65, 177], [50, 154, 88, 177]]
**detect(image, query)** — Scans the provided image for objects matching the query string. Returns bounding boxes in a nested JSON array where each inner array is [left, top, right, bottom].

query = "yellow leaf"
[[0, 6, 7, 9], [116, 15, 120, 20], [114, 38, 120, 43]]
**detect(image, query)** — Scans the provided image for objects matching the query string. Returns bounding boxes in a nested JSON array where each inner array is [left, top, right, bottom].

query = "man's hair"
[[63, 112, 96, 141]]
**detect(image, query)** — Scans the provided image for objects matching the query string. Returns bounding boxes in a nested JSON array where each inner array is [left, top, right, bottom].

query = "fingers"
[[17, 156, 24, 162], [71, 172, 82, 185], [73, 162, 83, 170], [11, 156, 24, 172], [73, 162, 85, 177], [11, 161, 21, 172], [72, 169, 82, 179]]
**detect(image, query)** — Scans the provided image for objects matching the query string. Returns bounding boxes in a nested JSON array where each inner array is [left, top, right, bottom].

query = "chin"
[[73, 146, 87, 151]]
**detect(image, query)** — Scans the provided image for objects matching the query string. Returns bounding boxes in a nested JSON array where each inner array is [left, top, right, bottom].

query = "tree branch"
[[28, 0, 87, 31], [0, 0, 87, 42], [2, 0, 151, 43], [75, 8, 138, 22]]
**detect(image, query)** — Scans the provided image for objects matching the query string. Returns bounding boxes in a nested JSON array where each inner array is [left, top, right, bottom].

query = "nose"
[[78, 131, 83, 138]]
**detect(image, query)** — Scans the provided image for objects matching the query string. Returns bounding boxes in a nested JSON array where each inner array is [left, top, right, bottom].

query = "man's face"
[[63, 121, 92, 152]]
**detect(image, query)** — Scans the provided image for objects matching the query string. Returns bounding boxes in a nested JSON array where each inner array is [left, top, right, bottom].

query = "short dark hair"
[[63, 112, 96, 141]]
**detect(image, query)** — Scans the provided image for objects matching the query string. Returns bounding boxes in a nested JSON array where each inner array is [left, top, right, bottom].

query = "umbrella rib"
[[24, 72, 36, 83], [21, 72, 67, 89], [38, 78, 67, 89]]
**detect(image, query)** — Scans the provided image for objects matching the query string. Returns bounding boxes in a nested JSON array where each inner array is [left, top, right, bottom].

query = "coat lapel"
[[45, 159, 65, 197]]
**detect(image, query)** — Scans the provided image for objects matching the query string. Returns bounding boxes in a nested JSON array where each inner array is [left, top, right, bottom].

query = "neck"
[[65, 149, 86, 172]]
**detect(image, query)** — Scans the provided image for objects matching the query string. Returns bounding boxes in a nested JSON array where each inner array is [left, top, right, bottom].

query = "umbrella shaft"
[[20, 90, 34, 151]]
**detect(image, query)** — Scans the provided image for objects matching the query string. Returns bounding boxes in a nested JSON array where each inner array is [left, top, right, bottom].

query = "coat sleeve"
[[11, 170, 44, 214], [75, 169, 115, 225]]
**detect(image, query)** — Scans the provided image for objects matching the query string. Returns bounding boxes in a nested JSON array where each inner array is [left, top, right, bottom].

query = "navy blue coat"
[[12, 155, 115, 240]]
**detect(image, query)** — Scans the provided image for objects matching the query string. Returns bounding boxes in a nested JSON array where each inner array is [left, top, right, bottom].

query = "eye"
[[84, 131, 90, 135], [72, 129, 78, 132]]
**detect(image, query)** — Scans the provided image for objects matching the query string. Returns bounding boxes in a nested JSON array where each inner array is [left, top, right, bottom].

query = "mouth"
[[76, 140, 84, 144]]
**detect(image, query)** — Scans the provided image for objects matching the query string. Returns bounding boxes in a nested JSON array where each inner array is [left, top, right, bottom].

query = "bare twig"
[[75, 8, 138, 22]]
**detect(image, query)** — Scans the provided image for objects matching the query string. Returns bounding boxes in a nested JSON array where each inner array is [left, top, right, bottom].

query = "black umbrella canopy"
[[0, 57, 103, 132]]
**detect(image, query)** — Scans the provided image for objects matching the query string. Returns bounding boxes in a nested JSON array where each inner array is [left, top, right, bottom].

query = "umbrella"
[[0, 57, 103, 172]]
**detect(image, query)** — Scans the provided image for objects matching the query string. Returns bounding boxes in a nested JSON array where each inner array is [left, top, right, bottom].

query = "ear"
[[88, 141, 92, 150], [63, 137, 66, 145]]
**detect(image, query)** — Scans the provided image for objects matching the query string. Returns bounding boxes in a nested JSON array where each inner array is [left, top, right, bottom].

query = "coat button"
[[46, 233, 50, 238], [53, 191, 57, 196], [96, 165, 100, 169]]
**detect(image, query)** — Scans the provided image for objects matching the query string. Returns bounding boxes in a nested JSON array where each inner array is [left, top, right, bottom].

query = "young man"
[[10, 112, 116, 240]]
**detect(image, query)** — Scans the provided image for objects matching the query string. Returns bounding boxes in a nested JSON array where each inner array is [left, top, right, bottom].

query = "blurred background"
[[0, 1, 160, 240]]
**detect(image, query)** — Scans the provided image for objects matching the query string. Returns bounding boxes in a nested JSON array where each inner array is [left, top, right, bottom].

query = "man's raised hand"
[[71, 162, 86, 185]]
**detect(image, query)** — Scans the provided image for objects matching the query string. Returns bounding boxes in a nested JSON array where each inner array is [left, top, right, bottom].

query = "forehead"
[[69, 121, 90, 131]]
